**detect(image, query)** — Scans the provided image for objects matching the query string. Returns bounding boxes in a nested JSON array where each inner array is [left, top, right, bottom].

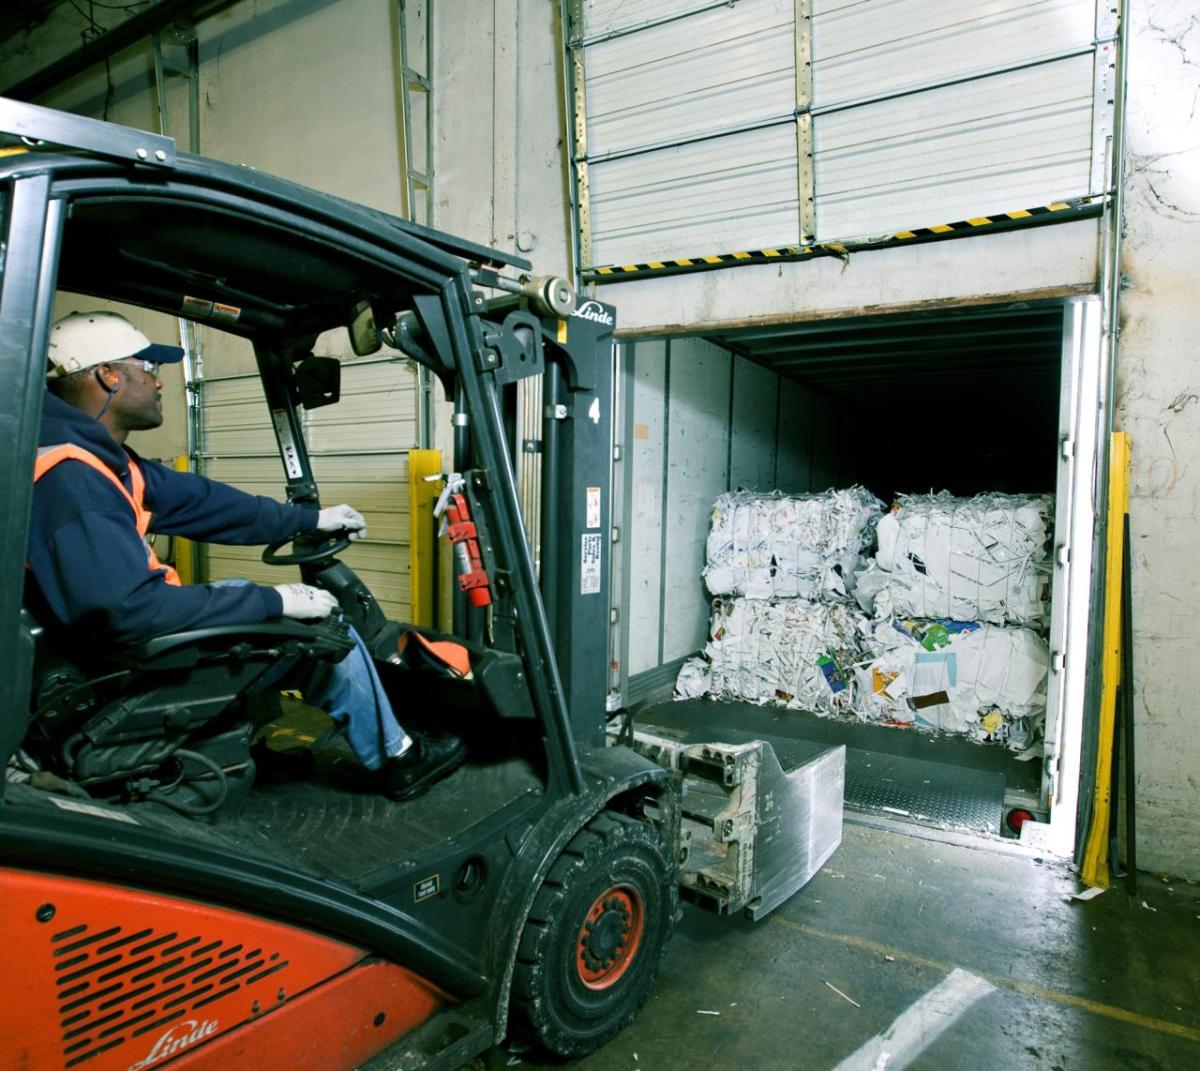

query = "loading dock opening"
[[611, 299, 1105, 852]]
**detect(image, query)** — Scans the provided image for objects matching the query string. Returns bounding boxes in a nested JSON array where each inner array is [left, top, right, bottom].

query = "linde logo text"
[[127, 1019, 219, 1071], [570, 300, 614, 327]]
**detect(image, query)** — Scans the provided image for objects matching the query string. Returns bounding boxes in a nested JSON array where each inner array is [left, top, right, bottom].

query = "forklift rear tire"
[[511, 809, 676, 1058]]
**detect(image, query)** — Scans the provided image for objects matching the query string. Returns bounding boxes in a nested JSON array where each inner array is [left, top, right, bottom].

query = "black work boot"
[[384, 733, 466, 801]]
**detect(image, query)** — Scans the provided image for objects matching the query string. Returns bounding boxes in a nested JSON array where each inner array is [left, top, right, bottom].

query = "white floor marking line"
[[832, 967, 996, 1071]]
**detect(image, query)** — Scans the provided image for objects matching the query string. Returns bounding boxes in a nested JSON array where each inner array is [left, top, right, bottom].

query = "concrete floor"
[[476, 820, 1200, 1070]]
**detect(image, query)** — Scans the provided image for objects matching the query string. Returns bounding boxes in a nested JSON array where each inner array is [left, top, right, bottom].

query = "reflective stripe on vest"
[[34, 444, 183, 586]]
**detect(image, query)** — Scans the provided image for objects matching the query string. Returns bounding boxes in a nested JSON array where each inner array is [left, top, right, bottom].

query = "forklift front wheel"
[[511, 810, 676, 1058]]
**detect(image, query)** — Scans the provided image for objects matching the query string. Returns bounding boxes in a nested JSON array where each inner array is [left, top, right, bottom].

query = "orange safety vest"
[[33, 444, 183, 586]]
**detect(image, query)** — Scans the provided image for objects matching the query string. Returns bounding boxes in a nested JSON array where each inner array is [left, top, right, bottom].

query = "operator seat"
[[20, 604, 355, 818]]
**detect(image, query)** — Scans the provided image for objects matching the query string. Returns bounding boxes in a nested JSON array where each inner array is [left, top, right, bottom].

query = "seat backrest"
[[25, 613, 354, 787]]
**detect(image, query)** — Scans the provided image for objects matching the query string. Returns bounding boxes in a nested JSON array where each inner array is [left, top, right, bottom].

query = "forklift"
[[0, 99, 845, 1070]]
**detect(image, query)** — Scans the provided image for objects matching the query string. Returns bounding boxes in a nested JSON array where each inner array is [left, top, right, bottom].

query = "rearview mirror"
[[348, 300, 382, 356], [294, 355, 341, 409]]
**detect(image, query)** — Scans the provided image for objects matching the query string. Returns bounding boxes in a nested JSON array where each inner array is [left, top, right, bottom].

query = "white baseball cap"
[[47, 311, 185, 379]]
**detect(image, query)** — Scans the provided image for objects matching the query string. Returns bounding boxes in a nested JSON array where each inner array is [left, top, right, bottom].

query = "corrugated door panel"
[[590, 123, 800, 265], [575, 0, 1107, 264], [204, 456, 413, 545], [207, 544, 412, 621], [584, 0, 794, 157], [311, 456, 413, 546], [813, 54, 1094, 240], [203, 377, 279, 456], [200, 359, 417, 622], [812, 0, 1097, 108], [202, 372, 293, 593], [582, 0, 723, 38], [305, 362, 419, 453], [203, 548, 292, 589], [201, 456, 290, 492]]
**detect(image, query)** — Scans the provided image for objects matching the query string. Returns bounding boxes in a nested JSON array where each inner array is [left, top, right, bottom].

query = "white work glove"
[[316, 503, 368, 541], [274, 583, 339, 620]]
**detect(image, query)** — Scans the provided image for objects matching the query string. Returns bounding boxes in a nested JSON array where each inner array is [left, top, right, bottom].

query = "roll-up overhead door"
[[573, 0, 801, 267], [568, 0, 1115, 271], [199, 348, 420, 622], [811, 0, 1106, 241]]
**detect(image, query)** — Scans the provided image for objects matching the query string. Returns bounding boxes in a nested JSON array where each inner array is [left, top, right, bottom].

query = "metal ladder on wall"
[[398, 0, 435, 448], [144, 10, 436, 586], [398, 0, 541, 595]]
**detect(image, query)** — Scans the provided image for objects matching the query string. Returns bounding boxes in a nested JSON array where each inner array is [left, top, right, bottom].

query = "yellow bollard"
[[171, 456, 194, 585], [407, 450, 442, 628], [1080, 431, 1132, 889]]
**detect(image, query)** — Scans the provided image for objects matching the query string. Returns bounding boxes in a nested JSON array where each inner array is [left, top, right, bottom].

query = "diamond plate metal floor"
[[637, 701, 1008, 835], [843, 751, 1004, 832]]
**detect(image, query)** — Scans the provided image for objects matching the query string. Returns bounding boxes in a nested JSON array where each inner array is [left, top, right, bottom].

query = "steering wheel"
[[262, 531, 352, 566]]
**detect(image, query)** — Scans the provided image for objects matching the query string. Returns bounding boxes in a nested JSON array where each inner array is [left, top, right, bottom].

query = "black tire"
[[510, 809, 677, 1058]]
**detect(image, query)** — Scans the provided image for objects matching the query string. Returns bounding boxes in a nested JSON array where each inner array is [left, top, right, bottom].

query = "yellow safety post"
[[407, 449, 442, 628], [171, 456, 195, 585], [1081, 431, 1132, 888]]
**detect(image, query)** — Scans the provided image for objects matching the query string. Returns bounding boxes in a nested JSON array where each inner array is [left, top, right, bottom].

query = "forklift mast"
[[531, 300, 615, 747]]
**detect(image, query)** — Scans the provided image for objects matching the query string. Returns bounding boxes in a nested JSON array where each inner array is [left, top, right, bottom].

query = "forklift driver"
[[27, 311, 465, 801]]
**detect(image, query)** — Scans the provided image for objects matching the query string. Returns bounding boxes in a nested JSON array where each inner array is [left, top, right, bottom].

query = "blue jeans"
[[284, 624, 412, 769], [216, 581, 411, 769]]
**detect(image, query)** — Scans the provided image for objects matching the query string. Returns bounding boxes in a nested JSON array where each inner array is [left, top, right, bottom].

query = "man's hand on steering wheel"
[[262, 503, 368, 566], [317, 504, 367, 540]]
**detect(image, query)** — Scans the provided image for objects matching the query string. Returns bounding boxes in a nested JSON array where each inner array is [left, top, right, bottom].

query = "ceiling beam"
[[711, 307, 1060, 345], [733, 324, 1060, 359]]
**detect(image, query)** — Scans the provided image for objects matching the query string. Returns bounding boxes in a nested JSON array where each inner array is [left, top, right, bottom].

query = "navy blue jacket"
[[28, 393, 319, 644]]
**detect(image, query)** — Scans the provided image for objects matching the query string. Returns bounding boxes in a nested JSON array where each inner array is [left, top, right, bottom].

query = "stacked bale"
[[678, 487, 882, 712], [678, 488, 1054, 751]]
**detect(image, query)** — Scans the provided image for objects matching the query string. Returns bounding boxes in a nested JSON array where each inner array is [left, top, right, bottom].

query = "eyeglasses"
[[117, 358, 160, 376]]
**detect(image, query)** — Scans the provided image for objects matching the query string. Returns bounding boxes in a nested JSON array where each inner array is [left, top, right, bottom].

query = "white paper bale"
[[680, 597, 868, 712], [674, 657, 711, 699], [703, 487, 884, 600], [874, 492, 1052, 628], [854, 617, 1049, 748]]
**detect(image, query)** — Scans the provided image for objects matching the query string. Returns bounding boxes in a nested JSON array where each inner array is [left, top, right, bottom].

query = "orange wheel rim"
[[576, 884, 644, 991]]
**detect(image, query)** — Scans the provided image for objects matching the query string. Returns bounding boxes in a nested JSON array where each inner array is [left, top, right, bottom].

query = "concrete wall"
[[599, 220, 1100, 334], [1115, 0, 1200, 879], [431, 0, 571, 269]]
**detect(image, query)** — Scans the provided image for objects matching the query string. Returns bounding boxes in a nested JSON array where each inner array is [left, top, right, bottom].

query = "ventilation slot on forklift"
[[50, 920, 290, 1067]]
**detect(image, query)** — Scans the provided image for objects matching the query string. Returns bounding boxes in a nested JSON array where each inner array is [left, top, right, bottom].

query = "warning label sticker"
[[586, 486, 601, 529], [413, 874, 440, 902], [270, 409, 305, 479], [581, 533, 602, 595]]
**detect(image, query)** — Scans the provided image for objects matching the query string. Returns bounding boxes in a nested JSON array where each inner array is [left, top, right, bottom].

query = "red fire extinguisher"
[[435, 474, 492, 608]]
